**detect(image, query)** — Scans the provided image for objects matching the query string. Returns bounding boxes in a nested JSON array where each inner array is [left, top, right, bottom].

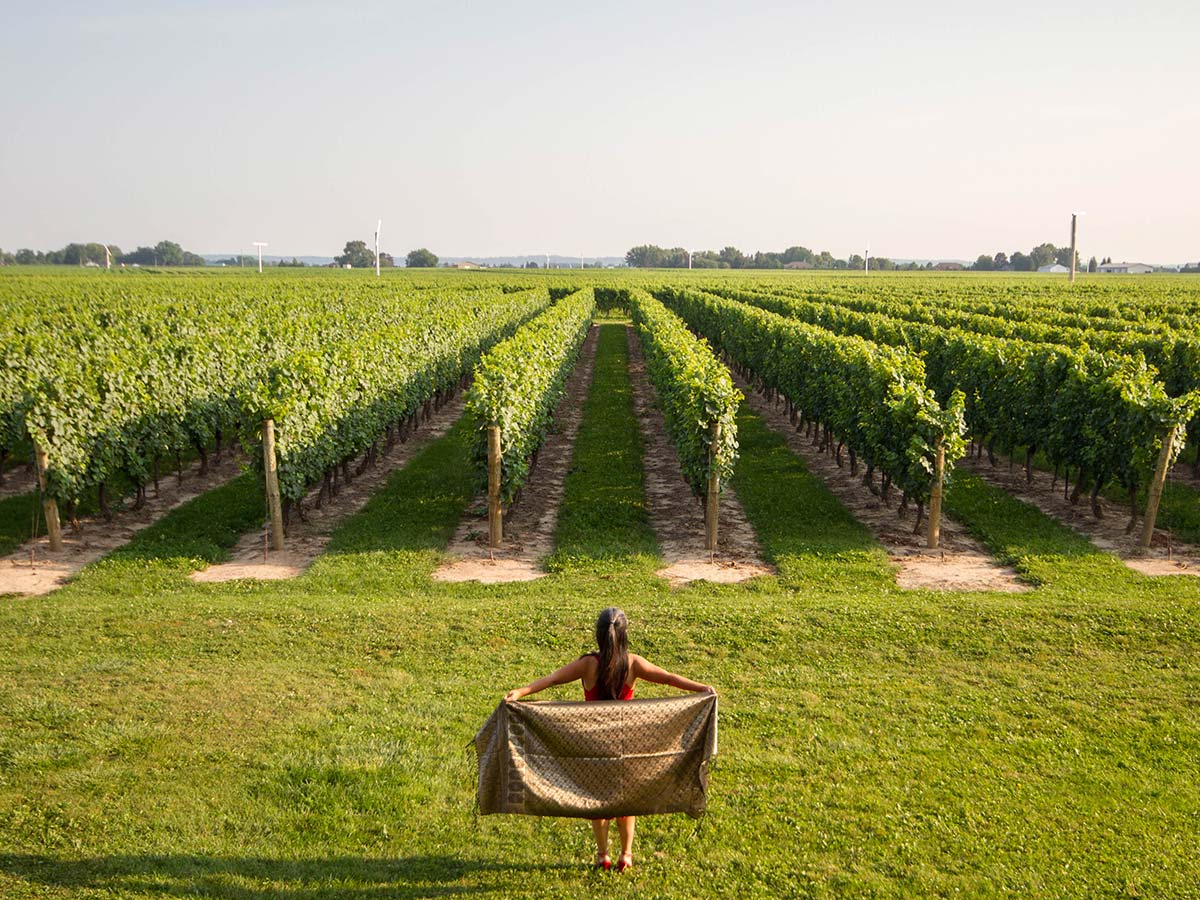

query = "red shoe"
[[617, 854, 634, 873], [594, 855, 612, 871]]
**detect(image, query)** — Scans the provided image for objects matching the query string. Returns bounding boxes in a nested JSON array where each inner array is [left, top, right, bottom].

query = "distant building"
[[933, 262, 965, 271], [1098, 261, 1153, 274], [1037, 263, 1070, 274], [455, 261, 483, 269], [783, 261, 813, 269]]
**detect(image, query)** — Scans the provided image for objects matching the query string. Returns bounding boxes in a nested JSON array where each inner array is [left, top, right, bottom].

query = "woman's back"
[[581, 652, 634, 701]]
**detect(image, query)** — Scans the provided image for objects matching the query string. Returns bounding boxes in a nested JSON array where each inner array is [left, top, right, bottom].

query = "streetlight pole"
[[253, 242, 268, 273]]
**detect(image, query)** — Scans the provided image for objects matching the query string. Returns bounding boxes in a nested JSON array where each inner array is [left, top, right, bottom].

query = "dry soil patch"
[[0, 463, 38, 500]]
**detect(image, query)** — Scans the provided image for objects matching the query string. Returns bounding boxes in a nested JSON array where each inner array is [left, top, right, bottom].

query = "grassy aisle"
[[3, 362, 1200, 896], [547, 321, 658, 576], [729, 402, 893, 592]]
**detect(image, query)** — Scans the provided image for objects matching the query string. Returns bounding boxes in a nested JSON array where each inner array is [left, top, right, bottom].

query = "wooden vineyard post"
[[1138, 423, 1178, 552], [33, 441, 63, 552], [705, 421, 721, 553], [488, 425, 503, 548], [926, 441, 945, 550], [262, 418, 286, 552]]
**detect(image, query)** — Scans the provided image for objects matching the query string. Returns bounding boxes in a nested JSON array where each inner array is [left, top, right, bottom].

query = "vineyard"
[[3, 266, 1196, 572], [2, 266, 1200, 896]]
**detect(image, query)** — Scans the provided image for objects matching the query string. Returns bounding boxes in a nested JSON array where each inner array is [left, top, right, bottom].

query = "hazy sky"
[[2, 1, 1197, 262]]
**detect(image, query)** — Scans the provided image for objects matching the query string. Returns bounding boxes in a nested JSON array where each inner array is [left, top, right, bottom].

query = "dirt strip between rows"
[[733, 371, 1028, 593], [0, 463, 38, 500], [626, 330, 774, 587], [961, 454, 1200, 578], [193, 391, 469, 584], [1, 452, 247, 596], [433, 326, 601, 584]]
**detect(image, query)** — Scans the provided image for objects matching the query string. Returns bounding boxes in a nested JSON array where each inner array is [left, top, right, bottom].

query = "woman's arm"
[[504, 656, 591, 702], [630, 655, 715, 694]]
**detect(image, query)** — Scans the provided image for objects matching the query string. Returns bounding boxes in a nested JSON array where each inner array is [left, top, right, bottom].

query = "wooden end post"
[[33, 441, 63, 552], [488, 425, 503, 548], [262, 418, 286, 552], [705, 421, 721, 553], [926, 441, 945, 550], [1138, 423, 1178, 552]]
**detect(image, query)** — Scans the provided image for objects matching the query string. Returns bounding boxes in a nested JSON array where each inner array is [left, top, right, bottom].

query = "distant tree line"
[[0, 239, 206, 267], [970, 242, 1085, 272], [625, 245, 922, 270]]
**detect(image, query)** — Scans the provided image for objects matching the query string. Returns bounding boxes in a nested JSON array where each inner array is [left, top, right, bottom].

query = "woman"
[[504, 606, 715, 873]]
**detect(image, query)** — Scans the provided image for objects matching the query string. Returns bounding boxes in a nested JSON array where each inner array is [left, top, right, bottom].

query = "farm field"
[[2, 267, 1200, 897]]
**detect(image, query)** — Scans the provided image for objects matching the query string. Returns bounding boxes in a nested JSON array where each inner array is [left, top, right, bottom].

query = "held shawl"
[[474, 693, 717, 819]]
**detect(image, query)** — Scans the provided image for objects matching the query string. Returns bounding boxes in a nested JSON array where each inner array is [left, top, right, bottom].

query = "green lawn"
[[2, 327, 1200, 898]]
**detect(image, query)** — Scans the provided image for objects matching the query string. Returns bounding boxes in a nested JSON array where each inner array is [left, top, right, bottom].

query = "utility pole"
[[1069, 212, 1085, 282], [253, 241, 268, 273], [375, 219, 382, 277], [865, 245, 870, 275]]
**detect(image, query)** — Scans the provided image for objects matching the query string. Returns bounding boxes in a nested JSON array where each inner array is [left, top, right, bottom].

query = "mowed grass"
[[3, 352, 1200, 897], [546, 321, 658, 575]]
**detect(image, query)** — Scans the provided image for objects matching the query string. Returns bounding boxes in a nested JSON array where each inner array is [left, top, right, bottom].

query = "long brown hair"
[[595, 607, 629, 700]]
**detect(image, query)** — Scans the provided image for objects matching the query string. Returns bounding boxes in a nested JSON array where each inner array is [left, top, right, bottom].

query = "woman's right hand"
[[504, 689, 522, 703]]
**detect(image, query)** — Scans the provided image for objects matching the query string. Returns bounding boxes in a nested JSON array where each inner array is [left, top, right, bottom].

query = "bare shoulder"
[[628, 653, 651, 674]]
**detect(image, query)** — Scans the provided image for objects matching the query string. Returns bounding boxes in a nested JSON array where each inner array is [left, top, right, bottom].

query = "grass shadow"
[[0, 853, 577, 898]]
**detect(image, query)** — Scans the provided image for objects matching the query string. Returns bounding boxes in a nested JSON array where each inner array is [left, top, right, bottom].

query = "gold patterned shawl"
[[474, 694, 718, 819]]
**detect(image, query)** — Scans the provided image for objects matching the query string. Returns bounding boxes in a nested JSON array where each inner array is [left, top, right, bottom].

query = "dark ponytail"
[[595, 607, 629, 700]]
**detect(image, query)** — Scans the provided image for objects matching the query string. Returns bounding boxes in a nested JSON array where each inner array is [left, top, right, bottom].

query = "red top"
[[583, 653, 634, 701]]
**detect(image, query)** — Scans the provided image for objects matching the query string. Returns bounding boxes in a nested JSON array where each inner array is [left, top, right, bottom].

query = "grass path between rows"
[[3, 323, 1200, 896], [546, 321, 659, 576]]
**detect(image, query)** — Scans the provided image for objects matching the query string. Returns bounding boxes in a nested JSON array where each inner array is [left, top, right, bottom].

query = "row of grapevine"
[[0, 279, 552, 548], [746, 277, 1200, 332], [627, 288, 741, 550], [716, 283, 1200, 458], [466, 288, 596, 546], [728, 287, 1199, 533], [655, 286, 967, 540]]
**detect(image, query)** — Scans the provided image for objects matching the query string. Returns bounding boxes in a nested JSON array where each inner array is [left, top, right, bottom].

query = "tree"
[[154, 240, 185, 266], [405, 247, 438, 268], [625, 245, 666, 267], [1030, 243, 1058, 270], [1088, 256, 1098, 273], [993, 252, 1008, 270], [718, 246, 746, 268], [336, 240, 375, 268], [1010, 251, 1033, 271], [848, 254, 865, 270], [524, 260, 539, 269], [972, 254, 995, 271], [1054, 246, 1081, 269]]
